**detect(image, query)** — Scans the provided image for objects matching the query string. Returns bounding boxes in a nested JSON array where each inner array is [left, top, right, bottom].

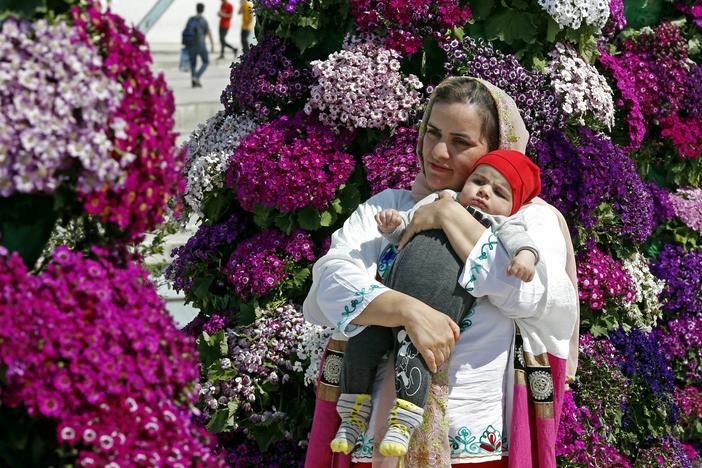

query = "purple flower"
[[0, 247, 223, 465], [444, 36, 564, 148], [227, 112, 355, 214], [362, 126, 421, 194], [577, 247, 636, 311], [535, 128, 654, 244], [224, 229, 316, 301], [669, 188, 702, 233], [655, 313, 702, 384], [166, 212, 248, 295], [609, 327, 675, 400], [650, 244, 702, 316], [221, 36, 310, 119], [350, 0, 472, 56]]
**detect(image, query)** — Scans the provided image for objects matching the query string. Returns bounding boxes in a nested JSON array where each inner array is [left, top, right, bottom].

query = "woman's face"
[[421, 102, 491, 191]]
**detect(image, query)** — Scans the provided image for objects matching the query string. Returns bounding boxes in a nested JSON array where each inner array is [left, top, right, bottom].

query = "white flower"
[[545, 43, 615, 129], [621, 252, 666, 331], [181, 111, 258, 219], [537, 0, 610, 30], [306, 35, 423, 130]]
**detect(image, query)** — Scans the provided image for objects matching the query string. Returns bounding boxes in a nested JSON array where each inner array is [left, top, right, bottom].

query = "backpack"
[[182, 17, 200, 46]]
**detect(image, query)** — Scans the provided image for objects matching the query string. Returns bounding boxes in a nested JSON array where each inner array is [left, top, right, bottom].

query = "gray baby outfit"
[[340, 191, 539, 408]]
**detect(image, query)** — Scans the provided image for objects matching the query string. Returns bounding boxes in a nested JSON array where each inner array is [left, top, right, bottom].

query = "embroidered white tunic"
[[304, 189, 567, 464]]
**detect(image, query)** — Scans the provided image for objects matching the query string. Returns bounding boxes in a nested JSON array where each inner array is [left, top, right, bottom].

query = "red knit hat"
[[471, 149, 541, 215]]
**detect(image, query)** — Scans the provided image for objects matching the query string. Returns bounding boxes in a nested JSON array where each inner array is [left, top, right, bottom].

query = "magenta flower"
[[362, 126, 421, 194], [0, 247, 223, 465], [227, 112, 355, 213], [224, 229, 316, 301], [72, 5, 183, 241]]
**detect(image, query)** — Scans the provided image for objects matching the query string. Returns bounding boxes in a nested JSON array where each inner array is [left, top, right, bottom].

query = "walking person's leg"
[[194, 42, 209, 84], [188, 46, 198, 87], [241, 29, 251, 53], [219, 27, 237, 57], [218, 27, 226, 58]]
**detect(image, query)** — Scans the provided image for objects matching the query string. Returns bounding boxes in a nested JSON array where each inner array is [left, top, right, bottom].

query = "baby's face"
[[457, 165, 513, 216]]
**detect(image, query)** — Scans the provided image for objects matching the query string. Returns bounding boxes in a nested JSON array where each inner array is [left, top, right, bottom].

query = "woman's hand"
[[398, 191, 455, 249], [401, 297, 460, 373], [351, 290, 460, 372]]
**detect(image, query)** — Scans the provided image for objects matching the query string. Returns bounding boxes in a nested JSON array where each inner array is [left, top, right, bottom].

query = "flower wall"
[[0, 1, 221, 465], [0, 0, 691, 465], [172, 0, 702, 464]]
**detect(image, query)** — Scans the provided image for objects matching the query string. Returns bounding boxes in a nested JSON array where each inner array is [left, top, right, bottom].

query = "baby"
[[378, 148, 541, 281], [331, 149, 542, 457]]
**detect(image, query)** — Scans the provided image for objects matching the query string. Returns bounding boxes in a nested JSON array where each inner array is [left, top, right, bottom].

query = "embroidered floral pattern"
[[464, 234, 498, 292], [377, 244, 398, 281], [406, 366, 451, 466], [450, 425, 506, 456], [353, 432, 374, 457], [460, 304, 477, 333], [479, 425, 503, 452], [475, 78, 528, 151], [337, 284, 384, 330]]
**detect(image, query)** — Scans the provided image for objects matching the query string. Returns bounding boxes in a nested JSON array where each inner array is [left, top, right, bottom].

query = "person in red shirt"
[[217, 0, 238, 60]]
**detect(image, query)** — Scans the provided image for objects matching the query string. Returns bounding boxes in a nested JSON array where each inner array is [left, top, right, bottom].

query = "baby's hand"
[[375, 209, 402, 233], [507, 250, 537, 282]]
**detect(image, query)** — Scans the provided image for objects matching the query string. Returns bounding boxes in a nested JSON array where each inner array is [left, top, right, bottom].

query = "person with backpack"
[[182, 3, 214, 88]]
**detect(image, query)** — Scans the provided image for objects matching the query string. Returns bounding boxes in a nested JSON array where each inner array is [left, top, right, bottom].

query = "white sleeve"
[[456, 206, 575, 319], [303, 189, 413, 337]]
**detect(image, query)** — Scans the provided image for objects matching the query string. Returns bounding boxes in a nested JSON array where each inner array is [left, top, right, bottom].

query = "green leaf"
[[590, 323, 608, 337], [291, 267, 311, 288], [623, 0, 663, 29], [206, 407, 231, 433], [273, 212, 295, 233], [338, 184, 361, 214], [291, 27, 318, 53], [545, 16, 561, 43], [196, 330, 228, 369], [249, 422, 283, 452], [297, 205, 322, 230], [202, 189, 235, 224], [330, 198, 343, 214], [207, 364, 237, 382], [469, 0, 494, 20], [238, 302, 258, 326], [192, 276, 214, 300], [451, 25, 464, 42], [252, 204, 273, 229], [484, 10, 538, 45], [319, 210, 334, 227], [296, 15, 320, 29]]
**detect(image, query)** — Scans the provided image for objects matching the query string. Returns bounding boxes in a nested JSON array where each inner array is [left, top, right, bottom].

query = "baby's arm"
[[376, 209, 403, 233], [377, 192, 447, 245], [489, 214, 540, 282], [376, 209, 409, 245]]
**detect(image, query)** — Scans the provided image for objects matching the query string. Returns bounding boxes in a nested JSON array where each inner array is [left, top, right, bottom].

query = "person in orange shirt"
[[239, 0, 254, 53], [217, 0, 238, 59]]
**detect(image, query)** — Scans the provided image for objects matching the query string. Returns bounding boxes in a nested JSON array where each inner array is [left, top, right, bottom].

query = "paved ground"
[[150, 42, 237, 143], [148, 43, 239, 326]]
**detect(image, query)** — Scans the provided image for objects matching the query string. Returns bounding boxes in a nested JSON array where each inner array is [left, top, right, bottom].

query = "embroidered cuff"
[[459, 229, 498, 293], [336, 284, 387, 337]]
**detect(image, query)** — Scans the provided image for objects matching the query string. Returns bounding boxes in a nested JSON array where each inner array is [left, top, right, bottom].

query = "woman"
[[303, 77, 578, 467]]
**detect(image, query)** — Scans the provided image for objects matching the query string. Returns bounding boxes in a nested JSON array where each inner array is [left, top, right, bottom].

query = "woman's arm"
[[398, 191, 487, 261], [351, 289, 460, 373], [303, 190, 460, 371]]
